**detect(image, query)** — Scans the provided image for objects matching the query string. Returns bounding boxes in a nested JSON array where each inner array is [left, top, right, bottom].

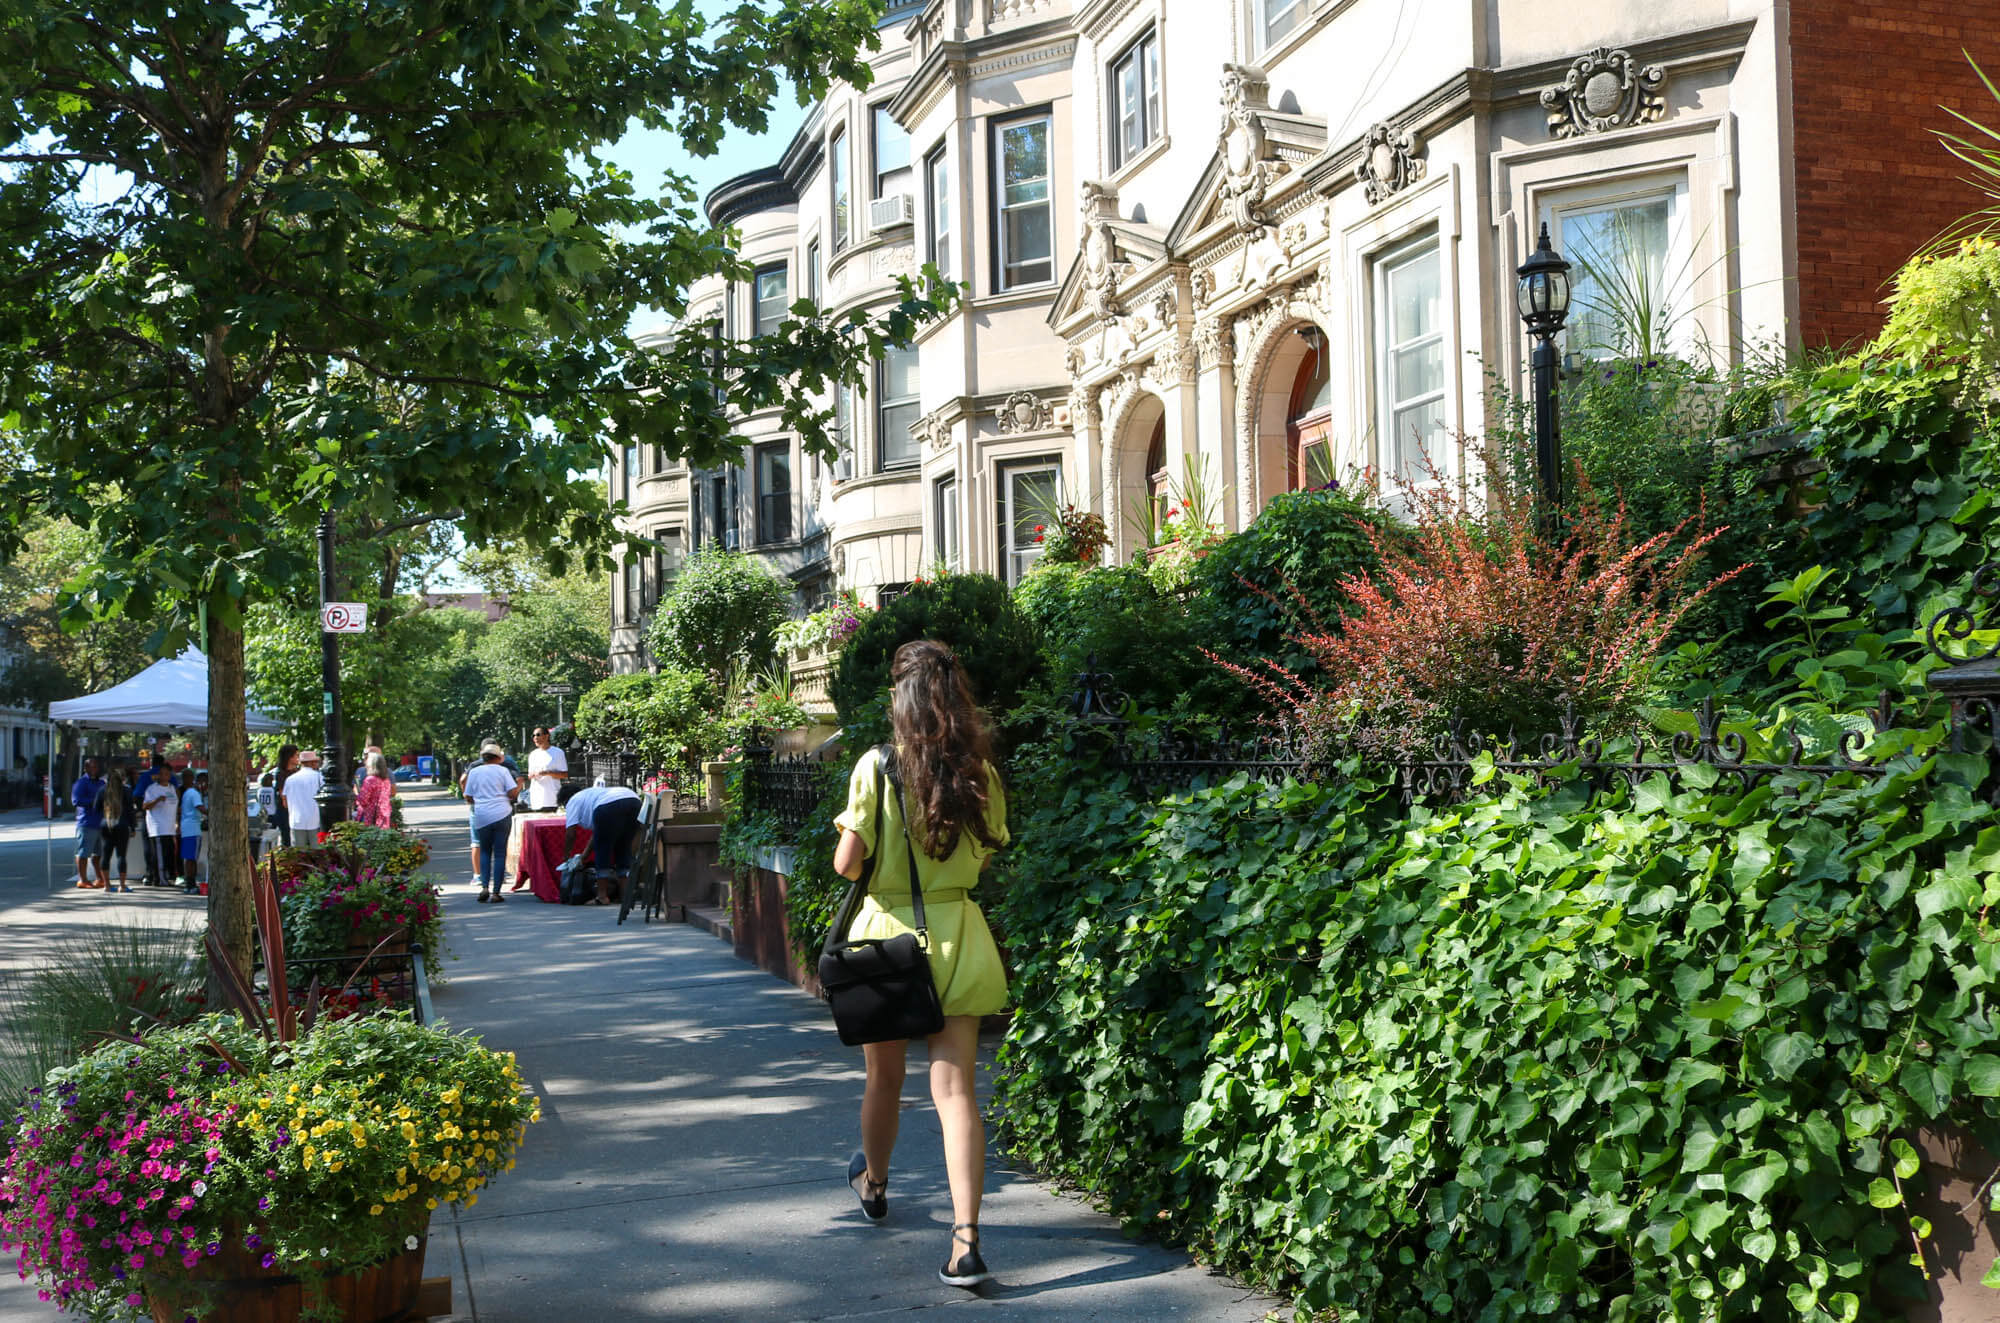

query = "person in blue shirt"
[[71, 758, 106, 889], [179, 770, 208, 892]]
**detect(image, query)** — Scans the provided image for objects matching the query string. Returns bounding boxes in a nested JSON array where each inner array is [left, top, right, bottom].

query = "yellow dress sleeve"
[[986, 764, 1010, 849], [833, 748, 880, 861]]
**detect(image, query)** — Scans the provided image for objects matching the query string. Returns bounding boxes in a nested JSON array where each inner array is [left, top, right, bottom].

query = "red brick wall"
[[1789, 3, 2000, 350]]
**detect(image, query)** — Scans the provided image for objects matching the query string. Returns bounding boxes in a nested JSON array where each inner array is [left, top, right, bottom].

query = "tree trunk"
[[206, 616, 255, 1007]]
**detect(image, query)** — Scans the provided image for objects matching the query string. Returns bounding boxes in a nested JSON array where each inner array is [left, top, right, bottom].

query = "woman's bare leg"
[[860, 1039, 907, 1187], [927, 1015, 984, 1243]]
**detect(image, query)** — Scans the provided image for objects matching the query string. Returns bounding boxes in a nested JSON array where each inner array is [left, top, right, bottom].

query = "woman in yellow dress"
[[832, 639, 1009, 1288]]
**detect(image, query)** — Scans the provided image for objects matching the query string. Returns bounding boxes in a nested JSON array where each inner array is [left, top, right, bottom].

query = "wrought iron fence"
[[740, 727, 837, 834], [568, 747, 711, 816]]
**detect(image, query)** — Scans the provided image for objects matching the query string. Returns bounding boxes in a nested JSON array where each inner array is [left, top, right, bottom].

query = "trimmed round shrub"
[[1013, 562, 1201, 716], [573, 666, 723, 769], [831, 574, 1044, 732], [647, 547, 791, 678]]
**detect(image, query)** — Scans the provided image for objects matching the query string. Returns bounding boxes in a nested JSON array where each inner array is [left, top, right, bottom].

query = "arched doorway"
[[1285, 328, 1333, 490]]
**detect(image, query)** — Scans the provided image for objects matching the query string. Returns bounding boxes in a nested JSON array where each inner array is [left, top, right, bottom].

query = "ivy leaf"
[[1761, 1032, 1815, 1082], [1965, 1054, 2000, 1097], [1868, 1177, 1902, 1208]]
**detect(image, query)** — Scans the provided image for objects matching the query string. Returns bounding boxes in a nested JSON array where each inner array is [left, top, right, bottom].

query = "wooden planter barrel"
[[147, 1235, 425, 1323]]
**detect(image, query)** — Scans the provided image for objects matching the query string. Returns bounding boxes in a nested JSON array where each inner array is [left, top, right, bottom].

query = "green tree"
[[0, 516, 152, 708], [646, 547, 791, 679], [467, 564, 610, 752], [0, 0, 951, 987]]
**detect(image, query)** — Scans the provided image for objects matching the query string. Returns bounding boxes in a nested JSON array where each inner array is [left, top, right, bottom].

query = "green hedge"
[[993, 726, 2000, 1320]]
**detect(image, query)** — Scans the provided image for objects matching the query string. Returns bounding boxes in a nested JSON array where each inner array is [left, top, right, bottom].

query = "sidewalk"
[[0, 788, 1289, 1321]]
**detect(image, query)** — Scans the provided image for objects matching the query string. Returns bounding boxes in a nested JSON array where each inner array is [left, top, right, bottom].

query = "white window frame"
[[873, 103, 912, 201], [926, 144, 953, 279], [994, 113, 1055, 291], [1109, 27, 1162, 171], [1540, 176, 1692, 362], [997, 456, 1062, 586], [752, 263, 789, 337], [830, 126, 851, 253], [934, 474, 960, 571], [876, 343, 920, 471], [833, 379, 856, 480], [754, 441, 793, 544], [1373, 237, 1447, 487], [1248, 0, 1309, 56], [805, 238, 821, 304]]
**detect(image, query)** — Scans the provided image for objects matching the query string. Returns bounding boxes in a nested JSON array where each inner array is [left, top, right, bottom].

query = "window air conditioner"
[[869, 194, 915, 231]]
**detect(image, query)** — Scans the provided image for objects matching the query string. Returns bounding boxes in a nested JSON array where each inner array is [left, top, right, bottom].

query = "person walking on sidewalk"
[[354, 751, 395, 828], [831, 640, 1009, 1288], [140, 763, 178, 887], [96, 767, 133, 891], [463, 743, 519, 903], [178, 770, 207, 891], [269, 744, 300, 849], [284, 749, 325, 845], [71, 757, 107, 889]]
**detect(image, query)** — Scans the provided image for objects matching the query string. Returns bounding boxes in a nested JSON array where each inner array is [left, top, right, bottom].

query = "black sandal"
[[847, 1150, 887, 1222], [938, 1223, 989, 1287]]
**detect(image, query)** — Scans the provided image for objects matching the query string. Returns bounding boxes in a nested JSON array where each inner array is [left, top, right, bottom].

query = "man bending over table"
[[563, 778, 643, 906]]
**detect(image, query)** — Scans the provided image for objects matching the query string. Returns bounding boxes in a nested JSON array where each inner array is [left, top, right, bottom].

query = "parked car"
[[390, 765, 422, 782]]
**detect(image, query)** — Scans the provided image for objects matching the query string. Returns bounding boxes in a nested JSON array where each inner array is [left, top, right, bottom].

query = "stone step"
[[685, 903, 732, 945]]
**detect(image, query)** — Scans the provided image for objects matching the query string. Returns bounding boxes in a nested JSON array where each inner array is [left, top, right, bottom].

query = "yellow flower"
[[370, 1204, 384, 1215]]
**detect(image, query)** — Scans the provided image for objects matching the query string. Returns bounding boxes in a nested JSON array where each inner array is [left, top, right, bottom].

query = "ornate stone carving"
[[914, 405, 955, 455], [1141, 356, 1181, 395], [1191, 268, 1214, 307], [1174, 333, 1199, 384], [871, 242, 918, 278], [1078, 180, 1128, 322], [989, 0, 1056, 20], [1218, 63, 1289, 233], [1098, 370, 1144, 435], [1355, 122, 1425, 205], [1194, 315, 1233, 370], [1541, 47, 1666, 138], [1152, 286, 1178, 328], [1068, 385, 1100, 432], [1065, 344, 1086, 375], [995, 391, 1057, 435]]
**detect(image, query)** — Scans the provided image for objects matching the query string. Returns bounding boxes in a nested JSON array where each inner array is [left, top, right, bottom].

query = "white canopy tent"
[[42, 647, 287, 887], [50, 646, 285, 733]]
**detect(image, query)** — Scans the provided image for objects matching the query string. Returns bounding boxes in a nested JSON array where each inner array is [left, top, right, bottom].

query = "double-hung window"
[[926, 145, 952, 279], [831, 127, 851, 252], [1376, 240, 1446, 484], [934, 476, 960, 571], [997, 458, 1061, 586], [753, 264, 789, 336], [805, 239, 821, 304], [622, 444, 639, 493], [1109, 29, 1161, 169], [1551, 183, 1686, 360], [995, 114, 1054, 290], [1249, 0, 1308, 55], [833, 379, 856, 480], [874, 104, 912, 202], [755, 443, 793, 544], [652, 528, 683, 603], [623, 559, 643, 624], [877, 343, 920, 470]]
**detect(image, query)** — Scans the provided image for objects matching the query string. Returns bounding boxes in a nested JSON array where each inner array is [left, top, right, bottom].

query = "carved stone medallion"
[[1217, 64, 1289, 233], [1355, 122, 1424, 205], [1540, 47, 1666, 138], [1078, 180, 1127, 321], [995, 391, 1056, 434]]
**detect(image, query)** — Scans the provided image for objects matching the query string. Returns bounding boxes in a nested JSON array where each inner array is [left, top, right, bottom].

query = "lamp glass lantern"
[[1515, 221, 1573, 342]]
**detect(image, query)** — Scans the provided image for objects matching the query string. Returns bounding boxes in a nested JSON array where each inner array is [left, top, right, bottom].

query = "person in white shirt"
[[462, 743, 521, 903], [561, 778, 643, 906], [524, 727, 567, 812], [284, 749, 327, 841], [139, 763, 179, 888]]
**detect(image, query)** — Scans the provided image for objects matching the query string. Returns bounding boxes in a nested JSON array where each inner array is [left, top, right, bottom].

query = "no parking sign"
[[320, 602, 367, 633]]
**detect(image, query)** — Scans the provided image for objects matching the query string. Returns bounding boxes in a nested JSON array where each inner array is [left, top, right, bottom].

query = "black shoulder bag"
[[817, 746, 947, 1045]]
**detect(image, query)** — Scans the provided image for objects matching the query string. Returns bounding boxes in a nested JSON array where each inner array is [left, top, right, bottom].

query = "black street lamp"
[[1515, 221, 1573, 518], [315, 510, 350, 827]]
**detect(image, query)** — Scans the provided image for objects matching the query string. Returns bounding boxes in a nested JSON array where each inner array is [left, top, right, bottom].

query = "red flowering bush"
[[268, 836, 445, 970], [1209, 478, 1743, 756], [1031, 504, 1111, 567]]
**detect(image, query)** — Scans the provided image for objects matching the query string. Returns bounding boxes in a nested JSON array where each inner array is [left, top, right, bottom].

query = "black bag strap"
[[823, 744, 929, 952]]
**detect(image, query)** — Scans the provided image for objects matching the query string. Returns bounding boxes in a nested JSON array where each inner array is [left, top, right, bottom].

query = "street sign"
[[539, 683, 575, 696], [320, 602, 368, 633]]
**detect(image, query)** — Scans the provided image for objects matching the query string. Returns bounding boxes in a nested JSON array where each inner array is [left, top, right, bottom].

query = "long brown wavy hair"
[[888, 639, 1003, 860]]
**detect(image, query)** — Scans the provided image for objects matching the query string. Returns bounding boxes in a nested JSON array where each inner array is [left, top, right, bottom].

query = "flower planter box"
[[147, 1236, 426, 1323]]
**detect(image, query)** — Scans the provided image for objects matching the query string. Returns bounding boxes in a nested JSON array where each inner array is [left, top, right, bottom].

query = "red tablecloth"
[[515, 817, 588, 904]]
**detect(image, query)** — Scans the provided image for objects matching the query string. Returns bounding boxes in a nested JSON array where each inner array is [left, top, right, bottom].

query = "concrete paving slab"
[[0, 786, 1290, 1322]]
